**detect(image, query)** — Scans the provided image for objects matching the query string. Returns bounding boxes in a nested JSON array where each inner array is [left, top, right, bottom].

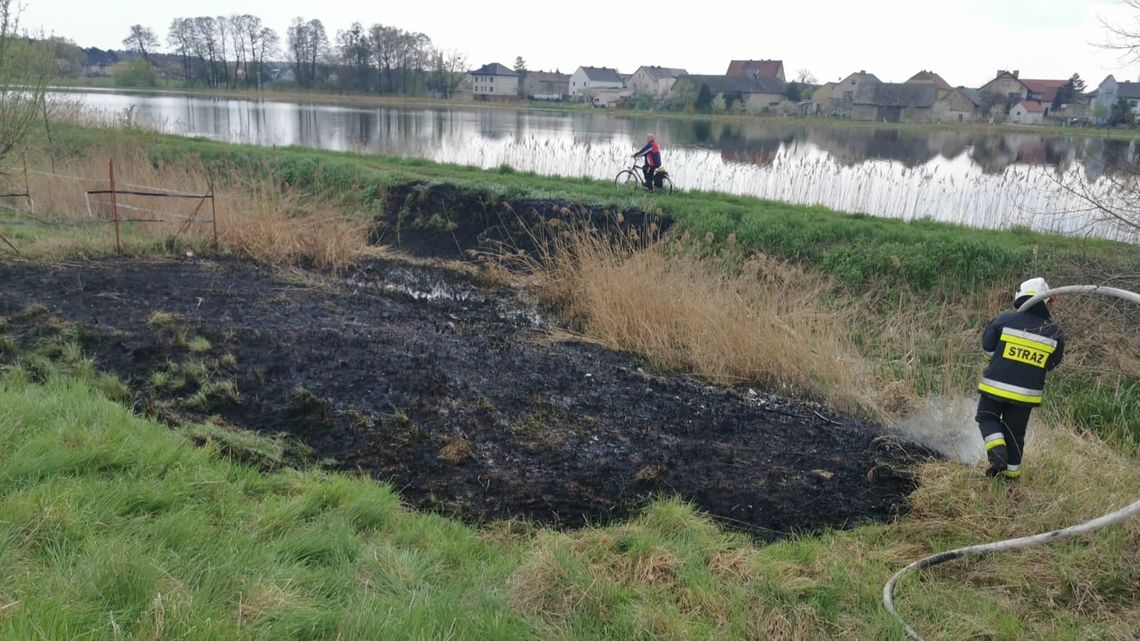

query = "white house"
[[569, 66, 624, 99], [1095, 75, 1140, 123], [470, 63, 519, 101], [1009, 100, 1045, 125]]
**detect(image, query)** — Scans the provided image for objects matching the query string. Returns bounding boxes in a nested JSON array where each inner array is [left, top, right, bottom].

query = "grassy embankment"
[[1, 125, 1139, 639]]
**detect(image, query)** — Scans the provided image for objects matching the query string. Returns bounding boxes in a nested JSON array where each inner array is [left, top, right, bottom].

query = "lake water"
[[54, 89, 1140, 242]]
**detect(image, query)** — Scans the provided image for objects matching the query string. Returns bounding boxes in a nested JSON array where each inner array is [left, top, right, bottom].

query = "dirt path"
[[0, 257, 930, 537]]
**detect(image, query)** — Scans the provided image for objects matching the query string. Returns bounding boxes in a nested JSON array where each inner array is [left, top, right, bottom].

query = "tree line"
[[115, 16, 467, 97], [163, 16, 278, 90]]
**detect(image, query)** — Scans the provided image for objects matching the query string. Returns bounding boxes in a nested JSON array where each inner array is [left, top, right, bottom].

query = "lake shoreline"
[[49, 81, 1140, 139], [43, 93, 1140, 243]]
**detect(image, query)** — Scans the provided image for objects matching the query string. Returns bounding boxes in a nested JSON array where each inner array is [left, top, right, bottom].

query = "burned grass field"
[[0, 255, 931, 538]]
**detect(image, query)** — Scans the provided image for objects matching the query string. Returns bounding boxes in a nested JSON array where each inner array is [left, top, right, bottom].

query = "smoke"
[[893, 396, 984, 463]]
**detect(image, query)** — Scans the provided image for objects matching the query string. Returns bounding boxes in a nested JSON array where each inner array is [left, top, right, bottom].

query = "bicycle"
[[614, 161, 674, 195]]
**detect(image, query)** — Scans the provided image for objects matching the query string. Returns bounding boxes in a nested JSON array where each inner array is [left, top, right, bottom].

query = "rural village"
[[470, 60, 1139, 127], [64, 21, 1139, 128]]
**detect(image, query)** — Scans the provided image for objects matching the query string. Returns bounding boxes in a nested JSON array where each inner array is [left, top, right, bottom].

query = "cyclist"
[[632, 133, 662, 191]]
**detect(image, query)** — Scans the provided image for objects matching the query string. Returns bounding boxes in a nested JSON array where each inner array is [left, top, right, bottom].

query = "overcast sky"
[[20, 0, 1140, 86]]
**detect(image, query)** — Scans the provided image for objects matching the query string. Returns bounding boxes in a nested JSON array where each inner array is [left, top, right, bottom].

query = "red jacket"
[[635, 140, 661, 167]]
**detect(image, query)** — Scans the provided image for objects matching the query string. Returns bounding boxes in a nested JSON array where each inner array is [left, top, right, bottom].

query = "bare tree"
[[796, 68, 818, 84], [122, 24, 159, 64], [256, 27, 279, 89], [428, 49, 467, 99], [192, 17, 221, 88], [1064, 0, 1140, 239], [167, 18, 194, 82], [215, 16, 232, 88], [1101, 0, 1140, 65], [385, 30, 431, 95], [238, 15, 266, 89], [336, 22, 371, 92], [369, 24, 399, 93], [287, 18, 328, 89], [0, 0, 51, 164], [229, 15, 249, 89]]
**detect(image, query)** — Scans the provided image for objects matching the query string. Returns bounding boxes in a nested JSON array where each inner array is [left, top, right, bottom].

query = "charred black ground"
[[372, 182, 672, 260], [0, 255, 932, 539]]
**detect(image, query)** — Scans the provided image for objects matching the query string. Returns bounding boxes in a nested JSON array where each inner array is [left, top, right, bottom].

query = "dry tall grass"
[[15, 141, 368, 269], [529, 228, 878, 416], [526, 224, 1140, 438]]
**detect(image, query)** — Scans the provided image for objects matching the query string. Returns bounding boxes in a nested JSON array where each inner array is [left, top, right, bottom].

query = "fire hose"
[[883, 285, 1140, 641]]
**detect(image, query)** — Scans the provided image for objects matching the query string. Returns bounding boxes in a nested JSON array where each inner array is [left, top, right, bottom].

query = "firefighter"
[[976, 277, 1065, 479], [632, 133, 662, 191]]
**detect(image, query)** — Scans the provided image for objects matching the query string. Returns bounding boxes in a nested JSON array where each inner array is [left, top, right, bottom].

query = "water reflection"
[[57, 90, 1139, 242]]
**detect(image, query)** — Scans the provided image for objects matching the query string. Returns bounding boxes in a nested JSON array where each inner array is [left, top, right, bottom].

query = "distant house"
[[836, 71, 881, 101], [1021, 79, 1068, 104], [726, 59, 785, 82], [471, 63, 520, 101], [851, 83, 939, 122], [672, 74, 787, 112], [1009, 100, 1046, 125], [628, 66, 688, 98], [590, 88, 634, 108], [268, 64, 295, 84], [934, 87, 980, 123], [980, 70, 1029, 103], [809, 81, 838, 114], [569, 66, 624, 98], [83, 47, 119, 77], [905, 70, 953, 97], [1094, 75, 1140, 122], [523, 70, 570, 101], [815, 70, 882, 117]]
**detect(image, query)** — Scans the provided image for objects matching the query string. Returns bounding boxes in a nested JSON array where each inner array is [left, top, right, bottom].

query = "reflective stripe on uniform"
[[1002, 468, 1022, 479], [983, 433, 1006, 452], [979, 378, 1044, 404], [1000, 327, 1057, 353]]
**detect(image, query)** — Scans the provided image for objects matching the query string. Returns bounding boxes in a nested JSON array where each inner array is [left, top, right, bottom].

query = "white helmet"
[[1015, 277, 1050, 302]]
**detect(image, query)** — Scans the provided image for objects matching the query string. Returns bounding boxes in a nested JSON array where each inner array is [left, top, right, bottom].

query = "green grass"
[[0, 207, 212, 260], [1, 362, 1137, 640], [58, 125, 1121, 297]]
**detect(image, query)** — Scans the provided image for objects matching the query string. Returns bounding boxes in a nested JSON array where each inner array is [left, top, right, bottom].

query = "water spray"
[[883, 285, 1140, 641]]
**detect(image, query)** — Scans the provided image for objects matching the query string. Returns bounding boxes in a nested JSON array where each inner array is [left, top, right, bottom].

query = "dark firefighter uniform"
[[633, 138, 661, 188], [976, 278, 1065, 479]]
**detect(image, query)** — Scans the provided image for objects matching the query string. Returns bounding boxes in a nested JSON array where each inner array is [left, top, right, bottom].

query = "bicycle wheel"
[[615, 169, 642, 192], [658, 174, 674, 195]]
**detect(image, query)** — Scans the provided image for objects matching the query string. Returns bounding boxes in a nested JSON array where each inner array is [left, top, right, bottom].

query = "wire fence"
[[0, 154, 35, 213], [0, 158, 217, 255]]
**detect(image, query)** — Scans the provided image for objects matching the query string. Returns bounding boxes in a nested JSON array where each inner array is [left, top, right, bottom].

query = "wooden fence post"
[[21, 152, 33, 213], [109, 159, 122, 254], [210, 190, 218, 250]]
